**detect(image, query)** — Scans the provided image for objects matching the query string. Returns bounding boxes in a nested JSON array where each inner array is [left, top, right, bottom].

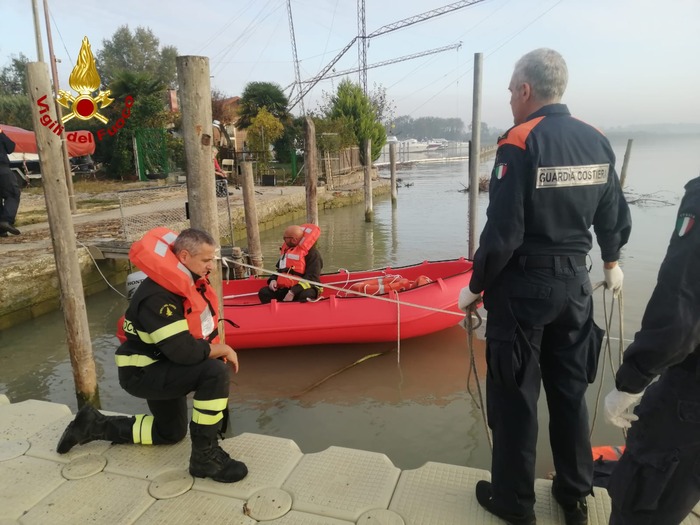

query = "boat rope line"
[[222, 258, 465, 317], [289, 351, 393, 398], [463, 280, 627, 453], [590, 285, 627, 441], [77, 239, 127, 299], [464, 306, 492, 450]]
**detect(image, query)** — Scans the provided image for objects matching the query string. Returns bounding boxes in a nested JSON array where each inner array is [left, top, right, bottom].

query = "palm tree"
[[238, 81, 289, 129]]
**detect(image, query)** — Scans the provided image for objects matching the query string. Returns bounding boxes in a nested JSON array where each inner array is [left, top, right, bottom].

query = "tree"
[[324, 79, 386, 164], [0, 53, 30, 96], [238, 82, 289, 129], [96, 26, 177, 88], [247, 107, 284, 175], [0, 95, 32, 129]]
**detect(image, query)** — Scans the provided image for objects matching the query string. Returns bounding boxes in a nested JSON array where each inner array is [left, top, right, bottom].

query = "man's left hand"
[[458, 287, 481, 312], [283, 290, 295, 302]]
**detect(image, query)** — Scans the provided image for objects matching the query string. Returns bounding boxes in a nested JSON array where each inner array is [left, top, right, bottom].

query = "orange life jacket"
[[592, 445, 625, 462], [125, 227, 220, 342], [276, 224, 321, 288], [347, 274, 433, 296]]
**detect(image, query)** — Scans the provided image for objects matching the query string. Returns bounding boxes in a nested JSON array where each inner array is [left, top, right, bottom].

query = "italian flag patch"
[[493, 163, 507, 180], [676, 213, 695, 237]]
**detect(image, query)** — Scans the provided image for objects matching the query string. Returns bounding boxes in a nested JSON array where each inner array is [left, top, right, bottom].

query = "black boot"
[[0, 221, 20, 235], [56, 404, 135, 454], [189, 422, 247, 483]]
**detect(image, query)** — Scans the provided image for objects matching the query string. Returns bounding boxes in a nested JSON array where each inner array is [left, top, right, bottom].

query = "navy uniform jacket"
[[117, 277, 212, 366], [470, 104, 631, 294], [0, 131, 16, 166], [616, 177, 700, 393]]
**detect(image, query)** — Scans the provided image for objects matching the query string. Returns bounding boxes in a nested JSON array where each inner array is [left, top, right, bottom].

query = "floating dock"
[[3, 396, 697, 524]]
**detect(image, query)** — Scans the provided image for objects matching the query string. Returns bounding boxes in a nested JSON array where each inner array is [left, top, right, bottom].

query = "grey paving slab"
[[103, 439, 190, 480], [25, 412, 112, 463], [0, 399, 70, 441], [0, 455, 65, 521], [0, 394, 9, 405], [19, 472, 154, 525], [192, 432, 303, 499], [388, 462, 491, 525], [283, 446, 401, 522], [133, 491, 255, 525]]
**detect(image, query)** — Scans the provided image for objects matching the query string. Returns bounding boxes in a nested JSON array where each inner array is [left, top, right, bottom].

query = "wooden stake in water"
[[364, 139, 373, 222], [304, 117, 318, 225], [619, 139, 634, 189]]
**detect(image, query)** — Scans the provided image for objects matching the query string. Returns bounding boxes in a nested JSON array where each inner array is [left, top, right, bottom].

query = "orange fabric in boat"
[[592, 445, 625, 461]]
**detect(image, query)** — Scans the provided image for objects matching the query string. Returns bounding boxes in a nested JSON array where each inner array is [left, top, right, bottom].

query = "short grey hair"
[[512, 48, 568, 103], [172, 228, 216, 255]]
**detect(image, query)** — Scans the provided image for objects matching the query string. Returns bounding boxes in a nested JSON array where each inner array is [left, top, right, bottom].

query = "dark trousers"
[[483, 256, 604, 515], [118, 358, 230, 445], [0, 167, 20, 224], [258, 286, 319, 303], [608, 365, 700, 525]]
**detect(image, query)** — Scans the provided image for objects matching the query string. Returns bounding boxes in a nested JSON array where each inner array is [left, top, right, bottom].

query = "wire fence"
[[117, 184, 235, 243]]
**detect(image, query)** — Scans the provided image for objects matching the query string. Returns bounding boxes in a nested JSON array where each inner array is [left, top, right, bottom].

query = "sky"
[[3, 0, 700, 131]]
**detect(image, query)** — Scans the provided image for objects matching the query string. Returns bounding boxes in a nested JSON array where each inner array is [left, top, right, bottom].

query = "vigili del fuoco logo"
[[36, 36, 134, 141]]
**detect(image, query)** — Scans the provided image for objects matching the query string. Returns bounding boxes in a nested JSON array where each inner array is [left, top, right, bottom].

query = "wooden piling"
[[241, 161, 263, 275], [364, 139, 373, 222], [304, 117, 318, 225], [389, 142, 397, 204], [468, 53, 483, 259], [619, 138, 634, 189], [176, 55, 224, 339], [26, 62, 100, 408]]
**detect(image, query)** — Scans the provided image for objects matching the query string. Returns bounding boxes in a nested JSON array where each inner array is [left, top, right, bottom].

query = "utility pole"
[[357, 0, 367, 94], [43, 0, 77, 213], [31, 0, 45, 62]]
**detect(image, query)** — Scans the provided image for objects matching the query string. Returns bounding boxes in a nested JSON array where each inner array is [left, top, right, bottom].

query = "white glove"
[[283, 290, 295, 302], [458, 287, 481, 312], [603, 265, 624, 297], [604, 389, 643, 429], [269, 280, 278, 291]]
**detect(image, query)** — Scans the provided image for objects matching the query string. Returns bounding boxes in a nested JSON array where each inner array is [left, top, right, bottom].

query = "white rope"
[[77, 239, 126, 298], [223, 257, 464, 317], [396, 293, 401, 364]]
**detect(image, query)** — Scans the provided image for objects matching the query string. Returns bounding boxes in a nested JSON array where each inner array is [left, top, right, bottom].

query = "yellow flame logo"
[[56, 37, 114, 124]]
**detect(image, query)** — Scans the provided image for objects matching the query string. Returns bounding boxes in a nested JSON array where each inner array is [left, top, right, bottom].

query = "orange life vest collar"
[[277, 224, 321, 288], [129, 227, 219, 342]]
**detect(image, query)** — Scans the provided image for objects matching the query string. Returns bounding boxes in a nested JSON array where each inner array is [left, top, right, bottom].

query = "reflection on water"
[[1, 133, 698, 473]]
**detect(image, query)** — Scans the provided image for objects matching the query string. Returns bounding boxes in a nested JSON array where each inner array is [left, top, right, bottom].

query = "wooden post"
[[27, 62, 100, 408], [364, 139, 373, 222], [619, 138, 634, 189], [468, 52, 483, 259], [241, 161, 263, 275], [43, 0, 76, 214], [389, 142, 397, 204], [176, 56, 224, 339], [304, 116, 318, 225]]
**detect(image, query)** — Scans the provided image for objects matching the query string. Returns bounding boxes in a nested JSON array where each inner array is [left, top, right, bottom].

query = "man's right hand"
[[269, 280, 278, 291]]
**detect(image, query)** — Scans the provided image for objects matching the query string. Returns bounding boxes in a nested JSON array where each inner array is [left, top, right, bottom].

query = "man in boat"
[[56, 228, 248, 484], [458, 48, 631, 525], [259, 223, 323, 303], [604, 176, 700, 525]]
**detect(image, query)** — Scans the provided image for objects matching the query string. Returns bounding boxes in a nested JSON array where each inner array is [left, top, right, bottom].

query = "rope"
[[396, 293, 401, 363], [77, 239, 126, 299], [464, 306, 492, 450], [223, 257, 464, 317], [589, 286, 623, 439], [289, 351, 392, 398]]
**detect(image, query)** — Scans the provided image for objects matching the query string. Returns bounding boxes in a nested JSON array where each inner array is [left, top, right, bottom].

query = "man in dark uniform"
[[56, 228, 248, 484], [604, 176, 700, 525], [459, 48, 631, 525], [0, 127, 21, 237], [259, 224, 323, 303]]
